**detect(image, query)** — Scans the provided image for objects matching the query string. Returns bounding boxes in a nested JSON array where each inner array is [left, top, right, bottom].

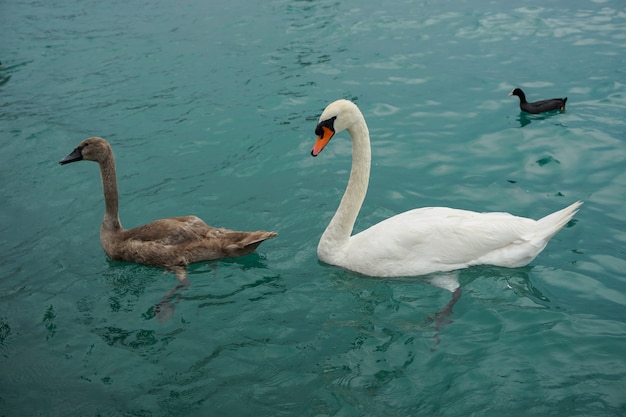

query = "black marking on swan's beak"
[[59, 147, 83, 165], [311, 116, 337, 157]]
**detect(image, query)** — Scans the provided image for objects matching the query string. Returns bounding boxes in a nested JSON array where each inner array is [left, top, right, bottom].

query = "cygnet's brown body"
[[60, 137, 277, 280]]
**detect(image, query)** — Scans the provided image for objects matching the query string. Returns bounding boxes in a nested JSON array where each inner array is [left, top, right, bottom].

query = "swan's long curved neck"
[[320, 115, 371, 254], [98, 154, 122, 232]]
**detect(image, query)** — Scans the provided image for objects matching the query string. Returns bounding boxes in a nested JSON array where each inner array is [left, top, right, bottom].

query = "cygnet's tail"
[[536, 200, 582, 243], [243, 231, 278, 248], [225, 230, 278, 257]]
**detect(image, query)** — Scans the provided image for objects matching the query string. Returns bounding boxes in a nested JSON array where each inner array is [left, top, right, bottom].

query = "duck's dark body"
[[509, 88, 567, 114]]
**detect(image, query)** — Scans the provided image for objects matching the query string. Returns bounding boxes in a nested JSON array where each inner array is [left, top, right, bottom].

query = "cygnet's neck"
[[98, 154, 123, 232]]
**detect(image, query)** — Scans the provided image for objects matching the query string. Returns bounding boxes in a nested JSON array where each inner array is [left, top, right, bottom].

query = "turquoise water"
[[1, 0, 625, 415]]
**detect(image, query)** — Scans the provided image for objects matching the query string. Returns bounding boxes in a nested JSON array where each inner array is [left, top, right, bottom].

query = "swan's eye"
[[315, 116, 336, 136]]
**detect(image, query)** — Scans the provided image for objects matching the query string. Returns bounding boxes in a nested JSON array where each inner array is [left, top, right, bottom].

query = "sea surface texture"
[[1, 0, 625, 415]]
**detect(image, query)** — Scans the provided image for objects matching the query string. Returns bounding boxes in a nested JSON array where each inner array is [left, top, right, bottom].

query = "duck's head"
[[59, 137, 113, 165], [508, 88, 524, 98], [311, 99, 362, 157]]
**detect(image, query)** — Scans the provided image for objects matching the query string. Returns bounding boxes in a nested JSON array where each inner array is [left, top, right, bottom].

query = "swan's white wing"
[[345, 207, 539, 276]]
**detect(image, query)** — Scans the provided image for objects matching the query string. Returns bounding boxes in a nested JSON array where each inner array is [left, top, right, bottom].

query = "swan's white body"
[[311, 99, 581, 278]]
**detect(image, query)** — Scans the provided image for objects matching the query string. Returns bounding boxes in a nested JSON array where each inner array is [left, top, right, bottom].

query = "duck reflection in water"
[[516, 111, 563, 128]]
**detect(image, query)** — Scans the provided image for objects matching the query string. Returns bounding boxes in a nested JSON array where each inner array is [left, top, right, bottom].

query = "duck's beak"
[[507, 90, 514, 96], [311, 126, 335, 157], [59, 147, 83, 165]]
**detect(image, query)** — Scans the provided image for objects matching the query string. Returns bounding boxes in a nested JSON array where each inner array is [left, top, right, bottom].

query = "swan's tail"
[[535, 200, 582, 242]]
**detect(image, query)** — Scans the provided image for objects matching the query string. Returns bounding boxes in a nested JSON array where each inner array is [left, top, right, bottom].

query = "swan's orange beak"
[[311, 126, 335, 157]]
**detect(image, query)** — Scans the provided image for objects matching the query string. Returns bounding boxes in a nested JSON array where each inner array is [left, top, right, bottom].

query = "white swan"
[[311, 99, 582, 277]]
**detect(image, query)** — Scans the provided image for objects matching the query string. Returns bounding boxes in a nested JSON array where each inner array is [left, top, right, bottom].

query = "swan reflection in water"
[[152, 254, 275, 322]]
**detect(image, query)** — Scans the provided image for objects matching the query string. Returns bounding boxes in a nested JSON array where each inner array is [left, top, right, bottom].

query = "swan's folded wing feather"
[[444, 211, 541, 267], [349, 208, 538, 271]]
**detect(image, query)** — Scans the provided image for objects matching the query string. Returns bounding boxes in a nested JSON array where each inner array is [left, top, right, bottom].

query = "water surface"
[[1, 0, 625, 415]]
